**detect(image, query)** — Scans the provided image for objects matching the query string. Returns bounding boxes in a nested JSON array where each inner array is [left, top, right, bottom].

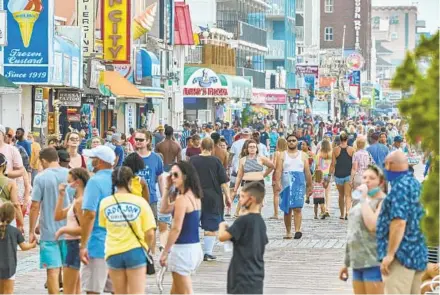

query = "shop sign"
[[183, 88, 228, 96], [0, 10, 6, 46], [183, 68, 228, 97], [265, 93, 287, 104], [346, 53, 364, 71], [295, 65, 318, 77], [354, 0, 361, 51], [102, 0, 131, 63], [68, 113, 81, 122], [287, 89, 300, 98], [77, 0, 95, 56], [82, 96, 95, 104], [57, 91, 81, 107], [2, 0, 53, 83], [125, 103, 136, 131]]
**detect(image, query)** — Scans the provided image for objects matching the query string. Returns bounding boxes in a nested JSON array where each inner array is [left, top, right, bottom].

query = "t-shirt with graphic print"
[[137, 152, 164, 204]]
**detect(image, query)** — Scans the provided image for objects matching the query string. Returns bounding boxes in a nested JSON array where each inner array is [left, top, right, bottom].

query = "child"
[[218, 182, 269, 294], [0, 202, 36, 294], [312, 170, 326, 219]]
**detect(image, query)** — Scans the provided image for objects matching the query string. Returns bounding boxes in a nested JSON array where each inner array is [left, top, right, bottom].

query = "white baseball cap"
[[83, 145, 116, 165]]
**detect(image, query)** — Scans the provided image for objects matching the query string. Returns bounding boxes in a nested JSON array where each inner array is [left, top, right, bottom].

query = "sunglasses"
[[135, 138, 146, 142], [171, 172, 180, 179], [287, 139, 297, 143]]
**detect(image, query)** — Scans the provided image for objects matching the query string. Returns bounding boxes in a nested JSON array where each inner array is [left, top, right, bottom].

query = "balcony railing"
[[185, 46, 203, 64], [266, 40, 285, 59], [267, 0, 303, 16], [238, 21, 267, 47], [236, 67, 266, 88], [296, 26, 304, 42], [296, 0, 304, 13]]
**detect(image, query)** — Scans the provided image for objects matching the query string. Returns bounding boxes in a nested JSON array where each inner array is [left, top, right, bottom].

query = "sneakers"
[[203, 254, 217, 261]]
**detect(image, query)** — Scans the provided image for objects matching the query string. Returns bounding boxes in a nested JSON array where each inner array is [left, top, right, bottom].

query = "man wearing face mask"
[[376, 151, 427, 294], [79, 145, 115, 294]]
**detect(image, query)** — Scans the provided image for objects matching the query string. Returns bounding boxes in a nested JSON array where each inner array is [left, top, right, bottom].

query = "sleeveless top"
[[130, 176, 143, 197], [0, 176, 10, 203], [243, 157, 264, 173], [335, 147, 352, 178], [175, 193, 200, 244], [69, 155, 87, 169], [65, 205, 80, 240], [283, 151, 304, 172]]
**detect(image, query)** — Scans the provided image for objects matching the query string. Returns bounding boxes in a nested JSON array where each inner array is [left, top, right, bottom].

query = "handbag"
[[111, 194, 156, 275]]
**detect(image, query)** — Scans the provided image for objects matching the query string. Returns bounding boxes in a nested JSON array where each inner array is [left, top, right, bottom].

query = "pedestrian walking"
[[54, 168, 89, 294], [65, 132, 87, 169], [273, 134, 312, 239], [270, 138, 287, 219], [155, 126, 182, 172], [350, 136, 372, 190], [366, 133, 389, 169], [339, 165, 386, 294], [315, 138, 332, 217], [99, 166, 156, 294], [218, 182, 268, 294], [185, 134, 202, 159], [27, 133, 41, 185], [122, 153, 150, 203], [159, 161, 204, 294], [79, 145, 115, 294], [0, 202, 36, 294], [330, 132, 354, 220], [311, 170, 326, 219], [377, 151, 427, 294], [190, 138, 231, 261], [28, 147, 69, 294], [0, 154, 23, 228]]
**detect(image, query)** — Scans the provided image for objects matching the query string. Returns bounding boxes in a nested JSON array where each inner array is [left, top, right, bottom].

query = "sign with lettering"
[[2, 0, 53, 83], [77, 0, 95, 56], [57, 91, 81, 107], [102, 0, 130, 63], [295, 65, 319, 77], [183, 68, 228, 97], [125, 103, 136, 132], [354, 0, 361, 51]]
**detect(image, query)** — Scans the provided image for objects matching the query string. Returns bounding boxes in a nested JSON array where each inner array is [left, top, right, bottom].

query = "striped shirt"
[[180, 129, 191, 148]]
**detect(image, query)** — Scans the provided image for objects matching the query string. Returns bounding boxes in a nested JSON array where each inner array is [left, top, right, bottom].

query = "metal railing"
[[266, 40, 285, 59], [236, 67, 266, 88], [185, 46, 203, 64], [238, 21, 267, 47]]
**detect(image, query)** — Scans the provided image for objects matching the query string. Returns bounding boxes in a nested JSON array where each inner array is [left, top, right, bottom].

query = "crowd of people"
[[0, 112, 436, 294]]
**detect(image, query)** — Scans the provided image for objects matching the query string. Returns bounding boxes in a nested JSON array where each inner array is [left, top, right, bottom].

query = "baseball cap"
[[157, 125, 164, 131], [394, 135, 403, 143], [242, 128, 251, 135], [215, 122, 221, 127], [206, 124, 213, 129], [83, 145, 116, 165]]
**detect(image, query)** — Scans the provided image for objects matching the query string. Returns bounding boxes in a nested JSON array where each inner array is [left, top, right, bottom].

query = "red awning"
[[174, 2, 194, 45]]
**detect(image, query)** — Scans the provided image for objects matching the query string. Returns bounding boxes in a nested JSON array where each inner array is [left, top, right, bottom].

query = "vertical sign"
[[125, 103, 136, 132], [77, 0, 95, 56], [354, 0, 361, 51], [0, 10, 6, 46], [101, 0, 130, 63], [33, 88, 43, 128], [3, 0, 53, 83]]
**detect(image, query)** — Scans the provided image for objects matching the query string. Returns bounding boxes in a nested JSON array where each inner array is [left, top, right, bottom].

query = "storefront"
[[217, 74, 252, 123]]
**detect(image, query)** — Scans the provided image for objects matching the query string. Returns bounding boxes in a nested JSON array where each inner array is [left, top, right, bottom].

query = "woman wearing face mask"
[[64, 132, 87, 169], [54, 168, 90, 294], [339, 165, 386, 294]]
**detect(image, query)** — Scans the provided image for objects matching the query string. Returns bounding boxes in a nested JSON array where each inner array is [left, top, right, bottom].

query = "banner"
[[102, 0, 130, 63], [3, 0, 53, 83], [77, 0, 95, 56]]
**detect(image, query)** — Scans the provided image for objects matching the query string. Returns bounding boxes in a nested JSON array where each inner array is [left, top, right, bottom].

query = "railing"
[[267, 0, 303, 15], [296, 0, 304, 13], [236, 67, 266, 88], [266, 40, 285, 59], [296, 26, 304, 42], [238, 21, 267, 47], [185, 46, 203, 64]]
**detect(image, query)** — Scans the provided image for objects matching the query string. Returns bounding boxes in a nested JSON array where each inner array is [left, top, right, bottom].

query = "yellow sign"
[[102, 0, 131, 63]]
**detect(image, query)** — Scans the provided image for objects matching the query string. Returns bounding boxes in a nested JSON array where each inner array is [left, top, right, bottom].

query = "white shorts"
[[168, 243, 203, 276], [80, 258, 110, 293]]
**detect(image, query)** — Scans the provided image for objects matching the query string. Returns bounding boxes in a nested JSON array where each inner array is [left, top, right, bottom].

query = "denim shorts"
[[353, 266, 382, 282], [40, 240, 67, 269], [106, 247, 147, 270], [200, 212, 222, 232], [335, 175, 351, 185], [64, 240, 81, 270]]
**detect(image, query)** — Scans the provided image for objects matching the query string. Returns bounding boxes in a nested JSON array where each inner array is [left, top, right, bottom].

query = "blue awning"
[[140, 49, 160, 78]]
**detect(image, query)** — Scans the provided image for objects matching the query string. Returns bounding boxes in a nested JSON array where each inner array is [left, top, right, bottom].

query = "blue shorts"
[[40, 240, 67, 269], [335, 175, 351, 185], [64, 240, 80, 270], [200, 212, 222, 232], [353, 266, 382, 282], [106, 247, 147, 270]]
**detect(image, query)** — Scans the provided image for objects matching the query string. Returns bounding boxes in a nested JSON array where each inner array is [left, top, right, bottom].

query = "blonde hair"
[[356, 136, 367, 150], [319, 139, 332, 160], [276, 138, 288, 152], [0, 202, 15, 239], [314, 170, 323, 183]]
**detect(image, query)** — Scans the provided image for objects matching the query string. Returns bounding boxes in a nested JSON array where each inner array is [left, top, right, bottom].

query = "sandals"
[[294, 232, 302, 239], [283, 233, 293, 239]]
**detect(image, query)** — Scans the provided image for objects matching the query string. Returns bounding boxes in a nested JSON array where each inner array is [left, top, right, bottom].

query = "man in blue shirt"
[[180, 122, 191, 149], [220, 123, 235, 147], [15, 128, 31, 156], [367, 133, 389, 169], [376, 151, 427, 294], [80, 145, 115, 294]]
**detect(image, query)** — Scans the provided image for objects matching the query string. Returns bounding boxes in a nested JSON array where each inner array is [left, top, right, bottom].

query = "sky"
[[372, 0, 440, 33]]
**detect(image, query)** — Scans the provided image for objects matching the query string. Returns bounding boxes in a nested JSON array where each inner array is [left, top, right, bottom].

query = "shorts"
[[158, 213, 172, 225], [80, 258, 109, 293], [40, 240, 67, 269], [241, 179, 265, 187], [201, 212, 222, 232], [313, 198, 325, 205], [335, 175, 351, 185], [353, 266, 382, 282], [64, 239, 81, 270], [106, 247, 147, 270], [150, 202, 158, 223], [168, 243, 203, 276]]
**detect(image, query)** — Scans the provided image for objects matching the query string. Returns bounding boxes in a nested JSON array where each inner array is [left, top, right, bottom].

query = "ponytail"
[[0, 221, 6, 239], [0, 202, 15, 239]]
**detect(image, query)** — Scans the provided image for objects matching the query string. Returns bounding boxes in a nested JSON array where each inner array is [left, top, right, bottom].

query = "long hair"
[[112, 166, 133, 195], [123, 152, 146, 174], [319, 139, 332, 160], [276, 138, 288, 152], [0, 202, 15, 239], [64, 132, 80, 148], [171, 161, 203, 199], [0, 153, 7, 175], [69, 168, 90, 188]]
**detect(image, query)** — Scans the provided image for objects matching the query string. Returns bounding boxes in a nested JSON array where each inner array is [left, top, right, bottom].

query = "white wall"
[[0, 88, 22, 130], [186, 0, 216, 27], [21, 86, 32, 131]]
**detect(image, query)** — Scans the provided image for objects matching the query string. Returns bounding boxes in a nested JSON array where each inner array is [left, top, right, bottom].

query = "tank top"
[[69, 155, 87, 169], [283, 151, 304, 172], [0, 176, 10, 203], [65, 205, 80, 240], [335, 147, 352, 178], [130, 176, 143, 197], [175, 194, 200, 244], [243, 157, 264, 173]]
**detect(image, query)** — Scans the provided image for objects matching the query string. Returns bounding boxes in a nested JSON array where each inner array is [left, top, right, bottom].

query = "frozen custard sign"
[[183, 68, 228, 97], [354, 0, 361, 51], [2, 0, 53, 83]]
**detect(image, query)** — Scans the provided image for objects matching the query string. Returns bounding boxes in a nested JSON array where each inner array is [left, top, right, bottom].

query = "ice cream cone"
[[133, 2, 157, 41], [13, 10, 40, 48]]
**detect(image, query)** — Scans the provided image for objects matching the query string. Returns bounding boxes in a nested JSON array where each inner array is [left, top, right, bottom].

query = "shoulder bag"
[[111, 194, 156, 275]]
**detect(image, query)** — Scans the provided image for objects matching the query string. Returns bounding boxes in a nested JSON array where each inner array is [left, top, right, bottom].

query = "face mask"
[[384, 169, 408, 182], [86, 159, 94, 173], [106, 135, 112, 142], [367, 187, 381, 197], [66, 184, 77, 200]]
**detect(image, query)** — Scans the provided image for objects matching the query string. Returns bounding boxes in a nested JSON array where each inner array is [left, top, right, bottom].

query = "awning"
[[137, 86, 165, 98], [99, 71, 145, 99], [175, 2, 194, 45], [139, 49, 160, 78], [219, 74, 252, 100], [0, 75, 18, 89]]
